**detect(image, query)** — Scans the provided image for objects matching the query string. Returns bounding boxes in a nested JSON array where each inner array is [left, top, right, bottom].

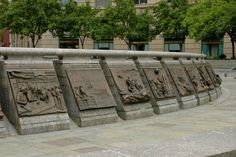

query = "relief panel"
[[184, 64, 210, 93], [167, 64, 195, 97], [195, 64, 215, 90], [143, 67, 176, 100], [8, 71, 67, 117], [110, 68, 150, 105], [204, 64, 221, 87], [66, 68, 115, 110]]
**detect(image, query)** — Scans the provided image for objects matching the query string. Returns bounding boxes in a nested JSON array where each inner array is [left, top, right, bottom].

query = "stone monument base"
[[155, 99, 179, 114], [117, 103, 153, 120], [180, 95, 198, 109], [74, 108, 118, 127], [209, 90, 218, 101], [18, 113, 70, 135], [198, 92, 210, 105]]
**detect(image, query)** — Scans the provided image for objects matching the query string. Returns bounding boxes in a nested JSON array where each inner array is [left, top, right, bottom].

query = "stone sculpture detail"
[[74, 85, 96, 110], [8, 71, 66, 116], [195, 65, 215, 90], [184, 65, 209, 93], [67, 69, 115, 110], [168, 65, 195, 96], [111, 68, 150, 104], [144, 68, 175, 99], [205, 64, 222, 86]]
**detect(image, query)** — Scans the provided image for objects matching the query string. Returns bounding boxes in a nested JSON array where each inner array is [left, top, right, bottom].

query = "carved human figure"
[[196, 66, 212, 88], [74, 85, 92, 106], [191, 75, 198, 89], [177, 76, 193, 95], [37, 87, 49, 103], [51, 86, 63, 110], [26, 86, 38, 102], [16, 87, 28, 105], [119, 77, 150, 104], [75, 86, 88, 99], [126, 77, 144, 93], [152, 68, 168, 97]]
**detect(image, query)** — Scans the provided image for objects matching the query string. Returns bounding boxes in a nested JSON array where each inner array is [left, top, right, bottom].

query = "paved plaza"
[[0, 77, 236, 157]]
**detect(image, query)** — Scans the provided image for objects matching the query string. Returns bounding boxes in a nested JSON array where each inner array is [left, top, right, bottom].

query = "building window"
[[94, 40, 113, 50], [95, 0, 112, 8], [201, 39, 224, 59], [130, 42, 149, 51], [164, 38, 185, 52], [134, 0, 147, 5]]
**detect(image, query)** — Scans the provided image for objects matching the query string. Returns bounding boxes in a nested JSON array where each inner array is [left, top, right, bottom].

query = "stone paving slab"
[[0, 78, 236, 157]]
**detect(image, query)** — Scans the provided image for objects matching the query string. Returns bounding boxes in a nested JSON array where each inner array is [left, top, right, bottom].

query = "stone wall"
[[0, 48, 222, 136]]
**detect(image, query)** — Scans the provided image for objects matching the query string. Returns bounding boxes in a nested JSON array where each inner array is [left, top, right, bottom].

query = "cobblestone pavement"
[[0, 78, 236, 157]]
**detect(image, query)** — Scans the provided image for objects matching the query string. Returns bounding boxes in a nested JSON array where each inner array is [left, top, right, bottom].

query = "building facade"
[[9, 0, 236, 59]]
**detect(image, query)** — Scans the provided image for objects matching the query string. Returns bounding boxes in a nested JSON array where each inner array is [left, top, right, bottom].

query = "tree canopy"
[[50, 0, 98, 49], [184, 0, 236, 58], [101, 0, 156, 50], [153, 0, 189, 52], [0, 0, 61, 47]]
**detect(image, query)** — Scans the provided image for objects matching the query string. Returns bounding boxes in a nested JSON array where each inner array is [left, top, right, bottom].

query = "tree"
[[0, 0, 9, 46], [50, 1, 98, 49], [0, 0, 8, 14], [153, 0, 189, 52], [101, 0, 156, 50], [49, 0, 79, 40], [0, 0, 61, 48], [74, 2, 98, 49], [184, 0, 236, 59]]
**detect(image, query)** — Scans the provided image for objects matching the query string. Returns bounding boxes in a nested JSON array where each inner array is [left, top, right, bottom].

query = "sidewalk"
[[0, 78, 236, 157]]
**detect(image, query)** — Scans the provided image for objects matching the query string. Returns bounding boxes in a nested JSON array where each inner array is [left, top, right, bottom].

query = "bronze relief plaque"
[[204, 64, 221, 87], [143, 67, 176, 100], [110, 68, 150, 105], [66, 68, 115, 110], [184, 64, 209, 93], [168, 64, 195, 96], [195, 64, 215, 90], [8, 71, 67, 117]]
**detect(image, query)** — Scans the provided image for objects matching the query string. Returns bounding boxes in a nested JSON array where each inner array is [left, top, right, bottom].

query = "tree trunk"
[[179, 43, 183, 52], [178, 39, 185, 52], [228, 32, 235, 59], [31, 36, 36, 48], [79, 36, 85, 49], [231, 38, 235, 59]]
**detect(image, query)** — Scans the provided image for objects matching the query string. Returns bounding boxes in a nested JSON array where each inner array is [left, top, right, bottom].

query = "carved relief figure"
[[120, 79, 149, 104], [8, 71, 66, 116], [196, 65, 214, 89], [74, 85, 96, 110], [205, 65, 222, 86], [66, 68, 115, 110], [152, 68, 169, 98], [119, 77, 149, 104], [185, 65, 209, 93], [168, 65, 194, 96], [176, 76, 193, 96], [51, 86, 63, 110]]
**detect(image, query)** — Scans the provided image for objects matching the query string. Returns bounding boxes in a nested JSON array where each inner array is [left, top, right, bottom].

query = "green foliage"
[[0, 0, 8, 15], [49, 0, 78, 39], [184, 0, 236, 58], [50, 1, 98, 49], [153, 0, 189, 52], [100, 0, 156, 49], [0, 0, 61, 47]]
